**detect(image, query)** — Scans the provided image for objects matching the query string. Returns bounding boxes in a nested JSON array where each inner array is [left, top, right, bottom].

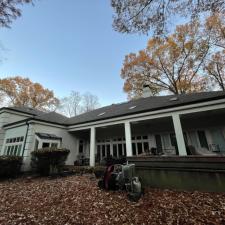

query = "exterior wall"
[[2, 122, 79, 171], [32, 124, 78, 166]]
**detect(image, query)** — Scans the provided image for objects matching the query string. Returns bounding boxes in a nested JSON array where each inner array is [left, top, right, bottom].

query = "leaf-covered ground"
[[0, 175, 225, 225]]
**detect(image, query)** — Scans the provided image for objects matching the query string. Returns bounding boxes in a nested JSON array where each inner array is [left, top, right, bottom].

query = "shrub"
[[0, 156, 23, 178], [31, 148, 70, 176]]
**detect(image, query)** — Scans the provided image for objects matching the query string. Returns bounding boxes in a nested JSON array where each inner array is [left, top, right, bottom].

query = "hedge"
[[0, 156, 23, 178], [31, 148, 70, 176]]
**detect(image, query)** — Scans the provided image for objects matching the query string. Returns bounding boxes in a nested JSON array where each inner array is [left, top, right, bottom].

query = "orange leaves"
[[0, 76, 59, 111], [204, 51, 225, 90], [1, 175, 225, 225], [120, 18, 214, 98]]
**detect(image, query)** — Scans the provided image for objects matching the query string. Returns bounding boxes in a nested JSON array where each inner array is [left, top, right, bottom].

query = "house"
[[0, 90, 225, 172]]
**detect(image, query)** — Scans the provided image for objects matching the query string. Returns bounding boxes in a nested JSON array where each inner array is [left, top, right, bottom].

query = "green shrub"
[[31, 148, 70, 176], [0, 156, 23, 178]]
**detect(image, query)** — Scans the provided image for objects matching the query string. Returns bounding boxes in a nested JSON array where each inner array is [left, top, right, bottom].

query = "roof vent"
[[169, 97, 179, 101], [129, 106, 137, 110], [98, 112, 106, 116]]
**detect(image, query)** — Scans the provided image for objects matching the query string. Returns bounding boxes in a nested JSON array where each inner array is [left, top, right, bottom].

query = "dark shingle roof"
[[35, 111, 68, 125], [1, 107, 68, 125], [2, 91, 225, 127], [6, 106, 45, 116], [66, 91, 225, 126]]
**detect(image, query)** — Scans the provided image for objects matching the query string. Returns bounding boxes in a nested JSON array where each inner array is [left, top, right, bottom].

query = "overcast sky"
[[0, 0, 151, 106]]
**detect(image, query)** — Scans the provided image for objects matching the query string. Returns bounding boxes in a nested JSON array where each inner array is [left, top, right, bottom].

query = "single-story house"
[[1, 90, 225, 173]]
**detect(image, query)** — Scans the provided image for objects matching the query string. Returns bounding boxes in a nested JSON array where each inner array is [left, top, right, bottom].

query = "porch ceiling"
[[181, 108, 225, 129]]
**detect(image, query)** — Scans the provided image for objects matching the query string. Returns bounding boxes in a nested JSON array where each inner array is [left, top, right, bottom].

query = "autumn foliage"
[[121, 14, 225, 98], [0, 175, 225, 224], [0, 76, 59, 110]]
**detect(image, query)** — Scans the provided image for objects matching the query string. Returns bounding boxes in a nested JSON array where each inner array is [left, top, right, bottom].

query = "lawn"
[[0, 175, 225, 225]]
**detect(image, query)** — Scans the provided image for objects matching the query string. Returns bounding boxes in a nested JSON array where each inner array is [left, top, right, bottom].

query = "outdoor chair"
[[188, 145, 218, 156]]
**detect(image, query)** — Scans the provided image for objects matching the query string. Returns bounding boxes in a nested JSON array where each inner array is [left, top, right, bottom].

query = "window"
[[132, 143, 136, 155], [197, 130, 209, 149], [51, 143, 58, 148], [113, 144, 117, 157], [42, 142, 50, 148], [97, 145, 101, 157], [137, 143, 142, 155], [79, 140, 84, 153], [106, 145, 110, 157], [102, 145, 106, 157], [118, 144, 123, 156], [155, 134, 163, 153], [123, 144, 126, 156], [143, 142, 149, 153], [4, 136, 24, 156]]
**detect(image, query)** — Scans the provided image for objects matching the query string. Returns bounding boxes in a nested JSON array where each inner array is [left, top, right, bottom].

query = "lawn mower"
[[98, 163, 143, 202]]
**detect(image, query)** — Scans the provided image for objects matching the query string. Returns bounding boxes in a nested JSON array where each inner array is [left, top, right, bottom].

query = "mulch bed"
[[0, 175, 225, 225]]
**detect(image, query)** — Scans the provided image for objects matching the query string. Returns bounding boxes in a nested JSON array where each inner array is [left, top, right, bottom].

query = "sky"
[[0, 0, 150, 106]]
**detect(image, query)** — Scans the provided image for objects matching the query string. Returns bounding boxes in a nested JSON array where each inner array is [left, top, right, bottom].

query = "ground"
[[0, 175, 225, 225]]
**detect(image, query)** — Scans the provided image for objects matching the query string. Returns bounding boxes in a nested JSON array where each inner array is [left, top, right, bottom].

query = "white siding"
[[32, 124, 78, 165]]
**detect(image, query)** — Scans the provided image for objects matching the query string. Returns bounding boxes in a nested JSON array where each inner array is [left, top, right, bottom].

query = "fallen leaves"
[[0, 175, 224, 225]]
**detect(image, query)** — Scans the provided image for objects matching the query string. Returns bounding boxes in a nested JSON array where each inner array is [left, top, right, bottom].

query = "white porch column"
[[90, 127, 96, 167], [172, 114, 187, 156], [125, 121, 132, 157]]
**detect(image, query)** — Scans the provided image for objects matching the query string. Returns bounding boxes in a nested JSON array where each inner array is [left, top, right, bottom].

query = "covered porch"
[[69, 107, 225, 166]]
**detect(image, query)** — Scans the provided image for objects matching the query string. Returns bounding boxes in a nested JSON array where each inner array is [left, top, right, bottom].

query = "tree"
[[205, 51, 225, 90], [204, 13, 225, 49], [111, 0, 225, 35], [81, 92, 100, 113], [0, 76, 59, 111], [58, 91, 100, 117], [59, 91, 82, 117], [121, 21, 211, 98], [0, 0, 33, 28]]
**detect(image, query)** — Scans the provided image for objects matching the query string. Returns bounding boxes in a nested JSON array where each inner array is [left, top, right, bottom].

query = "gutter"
[[22, 121, 30, 158]]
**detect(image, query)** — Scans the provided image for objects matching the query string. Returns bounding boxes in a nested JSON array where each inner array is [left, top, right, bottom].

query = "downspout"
[[22, 121, 30, 158]]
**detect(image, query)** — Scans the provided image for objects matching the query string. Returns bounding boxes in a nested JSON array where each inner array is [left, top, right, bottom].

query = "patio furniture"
[[188, 145, 218, 155]]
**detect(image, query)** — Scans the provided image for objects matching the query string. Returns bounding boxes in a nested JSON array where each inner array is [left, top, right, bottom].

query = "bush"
[[31, 148, 70, 176], [0, 156, 23, 178]]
